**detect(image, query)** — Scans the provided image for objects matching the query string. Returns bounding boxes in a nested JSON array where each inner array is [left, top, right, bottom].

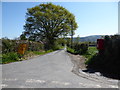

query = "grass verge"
[[1, 50, 54, 64], [67, 47, 75, 54], [83, 47, 98, 65], [1, 52, 20, 64]]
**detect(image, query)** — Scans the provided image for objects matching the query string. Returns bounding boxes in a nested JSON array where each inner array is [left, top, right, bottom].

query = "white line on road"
[[25, 79, 46, 84], [51, 81, 70, 86], [79, 82, 101, 88], [3, 78, 18, 81], [109, 85, 118, 88], [1, 84, 8, 88]]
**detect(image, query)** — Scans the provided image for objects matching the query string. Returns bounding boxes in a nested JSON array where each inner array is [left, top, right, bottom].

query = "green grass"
[[0, 54, 2, 57], [67, 46, 98, 65], [32, 50, 53, 55], [67, 47, 75, 54], [2, 52, 20, 64], [83, 47, 98, 64], [0, 54, 2, 64], [1, 50, 54, 64]]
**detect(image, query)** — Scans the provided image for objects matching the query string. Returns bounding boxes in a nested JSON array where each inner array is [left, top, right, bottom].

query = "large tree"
[[23, 3, 78, 49]]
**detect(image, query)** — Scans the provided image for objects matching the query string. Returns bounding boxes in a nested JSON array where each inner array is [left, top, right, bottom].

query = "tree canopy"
[[22, 3, 78, 49]]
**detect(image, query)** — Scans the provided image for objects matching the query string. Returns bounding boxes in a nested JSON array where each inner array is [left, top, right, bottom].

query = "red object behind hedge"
[[97, 39, 105, 50]]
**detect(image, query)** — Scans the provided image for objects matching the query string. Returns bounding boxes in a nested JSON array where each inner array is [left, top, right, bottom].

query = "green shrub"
[[46, 40, 65, 51], [85, 53, 97, 65], [2, 38, 18, 53], [80, 44, 88, 54], [52, 45, 62, 50], [67, 47, 75, 54], [56, 38, 66, 46], [2, 38, 44, 54], [67, 42, 88, 55], [2, 52, 20, 64], [84, 47, 98, 64], [1, 50, 54, 64], [27, 41, 44, 51], [86, 35, 120, 75], [0, 55, 1, 61]]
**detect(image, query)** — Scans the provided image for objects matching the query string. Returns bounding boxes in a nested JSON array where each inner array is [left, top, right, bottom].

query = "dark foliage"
[[67, 42, 88, 55], [2, 38, 44, 54], [87, 35, 120, 77]]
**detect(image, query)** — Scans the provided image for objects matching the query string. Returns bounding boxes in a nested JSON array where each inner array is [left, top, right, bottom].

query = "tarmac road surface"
[[2, 49, 119, 88]]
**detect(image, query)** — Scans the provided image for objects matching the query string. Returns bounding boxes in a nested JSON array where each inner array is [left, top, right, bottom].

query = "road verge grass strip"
[[1, 50, 54, 64]]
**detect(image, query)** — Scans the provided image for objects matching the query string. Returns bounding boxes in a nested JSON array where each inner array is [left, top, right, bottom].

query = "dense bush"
[[1, 38, 45, 64], [27, 41, 44, 51], [87, 35, 120, 76], [2, 38, 18, 53], [66, 38, 71, 48], [67, 47, 75, 54], [57, 38, 66, 46], [2, 38, 44, 54], [84, 47, 98, 65], [74, 43, 88, 54], [67, 42, 88, 55], [2, 52, 20, 64]]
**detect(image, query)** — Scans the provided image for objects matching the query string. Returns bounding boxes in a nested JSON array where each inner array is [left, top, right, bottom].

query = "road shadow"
[[67, 51, 120, 80], [82, 68, 120, 80]]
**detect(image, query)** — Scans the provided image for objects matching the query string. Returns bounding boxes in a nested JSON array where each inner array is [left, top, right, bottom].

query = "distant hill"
[[73, 35, 103, 42]]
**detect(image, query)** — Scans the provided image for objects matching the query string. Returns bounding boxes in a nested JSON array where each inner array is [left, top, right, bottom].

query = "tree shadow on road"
[[82, 68, 120, 80]]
